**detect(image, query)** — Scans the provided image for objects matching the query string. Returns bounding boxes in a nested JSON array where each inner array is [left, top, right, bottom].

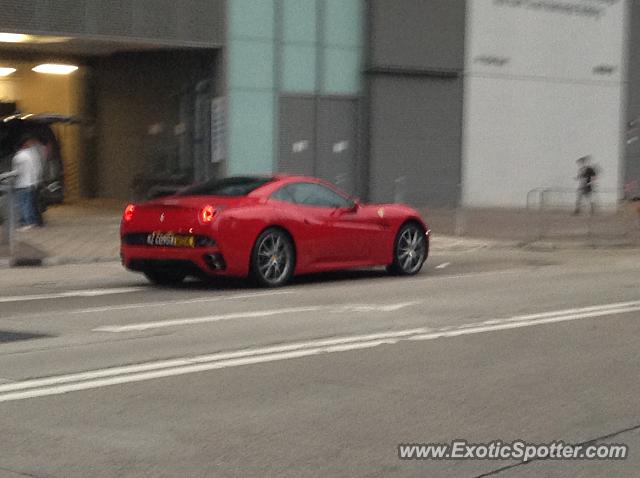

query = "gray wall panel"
[[626, 0, 640, 187], [368, 76, 464, 207], [278, 97, 316, 177], [316, 98, 359, 195], [0, 0, 223, 46], [369, 0, 466, 71]]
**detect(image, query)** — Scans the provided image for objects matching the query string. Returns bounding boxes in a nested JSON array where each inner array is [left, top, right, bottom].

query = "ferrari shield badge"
[[377, 208, 385, 218]]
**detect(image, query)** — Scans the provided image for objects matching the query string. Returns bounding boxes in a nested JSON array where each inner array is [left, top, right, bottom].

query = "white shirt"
[[12, 146, 43, 188]]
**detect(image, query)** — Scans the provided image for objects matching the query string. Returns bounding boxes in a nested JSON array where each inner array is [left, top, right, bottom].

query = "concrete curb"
[[42, 256, 120, 267], [1, 237, 638, 269], [430, 236, 520, 252], [519, 240, 640, 252], [0, 255, 120, 268]]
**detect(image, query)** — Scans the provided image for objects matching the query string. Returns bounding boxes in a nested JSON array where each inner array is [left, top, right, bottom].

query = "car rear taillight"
[[123, 204, 135, 222], [199, 205, 216, 224]]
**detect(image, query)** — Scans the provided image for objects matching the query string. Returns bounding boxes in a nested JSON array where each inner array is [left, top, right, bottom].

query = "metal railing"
[[0, 170, 18, 256], [526, 187, 624, 212], [525, 186, 636, 242]]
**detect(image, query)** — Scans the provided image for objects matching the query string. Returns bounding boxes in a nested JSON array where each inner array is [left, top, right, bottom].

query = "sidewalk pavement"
[[0, 200, 124, 267], [1, 201, 638, 268]]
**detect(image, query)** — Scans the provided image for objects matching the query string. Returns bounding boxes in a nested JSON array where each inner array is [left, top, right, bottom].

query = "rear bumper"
[[121, 244, 236, 277]]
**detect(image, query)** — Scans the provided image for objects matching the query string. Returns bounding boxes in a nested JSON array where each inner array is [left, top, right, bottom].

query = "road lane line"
[[0, 287, 146, 304], [405, 269, 524, 283], [94, 307, 325, 332], [0, 328, 427, 396], [92, 302, 422, 333], [72, 290, 294, 314], [0, 290, 296, 321], [408, 304, 640, 341], [435, 263, 451, 270], [1, 300, 638, 403]]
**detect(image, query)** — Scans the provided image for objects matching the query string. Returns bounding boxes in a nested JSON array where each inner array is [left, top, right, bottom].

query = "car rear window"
[[177, 176, 274, 197]]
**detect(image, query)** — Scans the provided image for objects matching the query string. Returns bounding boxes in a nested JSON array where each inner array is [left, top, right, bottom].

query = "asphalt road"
[[0, 246, 639, 477]]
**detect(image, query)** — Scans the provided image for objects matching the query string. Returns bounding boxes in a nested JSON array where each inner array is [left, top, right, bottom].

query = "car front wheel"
[[388, 222, 427, 276]]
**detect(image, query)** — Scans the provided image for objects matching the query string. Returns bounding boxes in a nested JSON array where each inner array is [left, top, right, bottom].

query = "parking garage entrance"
[[0, 36, 219, 202]]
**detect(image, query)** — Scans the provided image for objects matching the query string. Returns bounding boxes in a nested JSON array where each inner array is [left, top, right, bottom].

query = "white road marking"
[[71, 290, 294, 314], [93, 301, 422, 333], [1, 299, 639, 403], [405, 269, 524, 284], [0, 287, 146, 304], [0, 290, 295, 321], [0, 329, 427, 402], [435, 262, 451, 270]]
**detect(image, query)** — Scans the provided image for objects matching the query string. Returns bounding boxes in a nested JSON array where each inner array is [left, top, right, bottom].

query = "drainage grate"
[[0, 331, 51, 344]]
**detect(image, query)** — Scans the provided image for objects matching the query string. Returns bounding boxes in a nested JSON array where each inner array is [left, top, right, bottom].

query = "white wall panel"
[[463, 0, 627, 207], [463, 77, 622, 207]]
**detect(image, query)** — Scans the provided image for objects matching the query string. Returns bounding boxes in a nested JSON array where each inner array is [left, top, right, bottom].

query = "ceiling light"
[[0, 33, 71, 44], [0, 67, 16, 77], [32, 64, 78, 75], [0, 33, 30, 43]]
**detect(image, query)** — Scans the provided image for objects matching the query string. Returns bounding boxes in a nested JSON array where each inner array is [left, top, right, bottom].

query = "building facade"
[[0, 0, 637, 208]]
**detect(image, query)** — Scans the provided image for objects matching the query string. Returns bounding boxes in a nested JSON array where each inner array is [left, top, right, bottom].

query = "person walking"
[[574, 155, 598, 215], [12, 136, 43, 231]]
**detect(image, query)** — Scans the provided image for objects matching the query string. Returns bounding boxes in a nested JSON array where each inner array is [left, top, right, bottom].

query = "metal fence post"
[[1, 171, 18, 258], [537, 189, 547, 241], [7, 182, 15, 257], [454, 207, 465, 237]]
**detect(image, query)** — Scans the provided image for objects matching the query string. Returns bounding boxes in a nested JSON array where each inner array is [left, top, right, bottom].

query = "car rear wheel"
[[388, 222, 427, 276], [143, 269, 187, 285], [251, 228, 295, 287]]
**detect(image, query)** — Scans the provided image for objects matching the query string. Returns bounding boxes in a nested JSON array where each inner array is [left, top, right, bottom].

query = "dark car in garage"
[[0, 113, 78, 221]]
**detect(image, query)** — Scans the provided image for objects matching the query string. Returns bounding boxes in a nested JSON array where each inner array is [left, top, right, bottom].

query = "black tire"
[[387, 222, 428, 276], [250, 227, 295, 287], [144, 269, 187, 285]]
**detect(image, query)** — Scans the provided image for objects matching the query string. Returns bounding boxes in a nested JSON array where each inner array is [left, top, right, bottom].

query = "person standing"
[[574, 155, 598, 215], [12, 137, 43, 231]]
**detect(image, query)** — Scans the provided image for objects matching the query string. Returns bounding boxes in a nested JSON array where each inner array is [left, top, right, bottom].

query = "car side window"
[[271, 185, 296, 203], [289, 183, 352, 208]]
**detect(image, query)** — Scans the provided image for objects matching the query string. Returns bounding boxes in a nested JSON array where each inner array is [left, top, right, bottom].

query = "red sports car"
[[120, 175, 430, 287]]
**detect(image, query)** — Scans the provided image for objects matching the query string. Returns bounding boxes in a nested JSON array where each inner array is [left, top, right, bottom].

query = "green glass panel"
[[282, 44, 317, 93], [228, 0, 275, 39], [323, 47, 362, 94], [324, 0, 363, 48], [282, 0, 317, 44], [228, 40, 275, 90], [227, 91, 275, 175]]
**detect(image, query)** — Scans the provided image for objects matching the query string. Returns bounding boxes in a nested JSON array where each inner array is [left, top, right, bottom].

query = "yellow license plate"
[[147, 232, 195, 248]]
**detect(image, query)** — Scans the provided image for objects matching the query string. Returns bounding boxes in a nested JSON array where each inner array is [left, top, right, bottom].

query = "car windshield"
[[177, 176, 274, 197]]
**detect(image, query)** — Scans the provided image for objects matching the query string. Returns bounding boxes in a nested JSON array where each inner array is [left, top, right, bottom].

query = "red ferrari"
[[120, 175, 430, 287]]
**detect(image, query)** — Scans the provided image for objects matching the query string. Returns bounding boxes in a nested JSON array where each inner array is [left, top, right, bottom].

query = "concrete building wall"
[[225, 0, 363, 195], [0, 0, 224, 46], [369, 0, 466, 72], [462, 0, 627, 208], [367, 0, 466, 207], [625, 0, 640, 190]]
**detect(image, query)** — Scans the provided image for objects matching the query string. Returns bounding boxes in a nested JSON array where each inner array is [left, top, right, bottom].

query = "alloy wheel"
[[254, 229, 294, 286], [394, 224, 427, 275]]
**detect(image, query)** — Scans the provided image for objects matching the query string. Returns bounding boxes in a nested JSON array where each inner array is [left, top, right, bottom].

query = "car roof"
[[272, 174, 327, 184], [255, 174, 351, 198]]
